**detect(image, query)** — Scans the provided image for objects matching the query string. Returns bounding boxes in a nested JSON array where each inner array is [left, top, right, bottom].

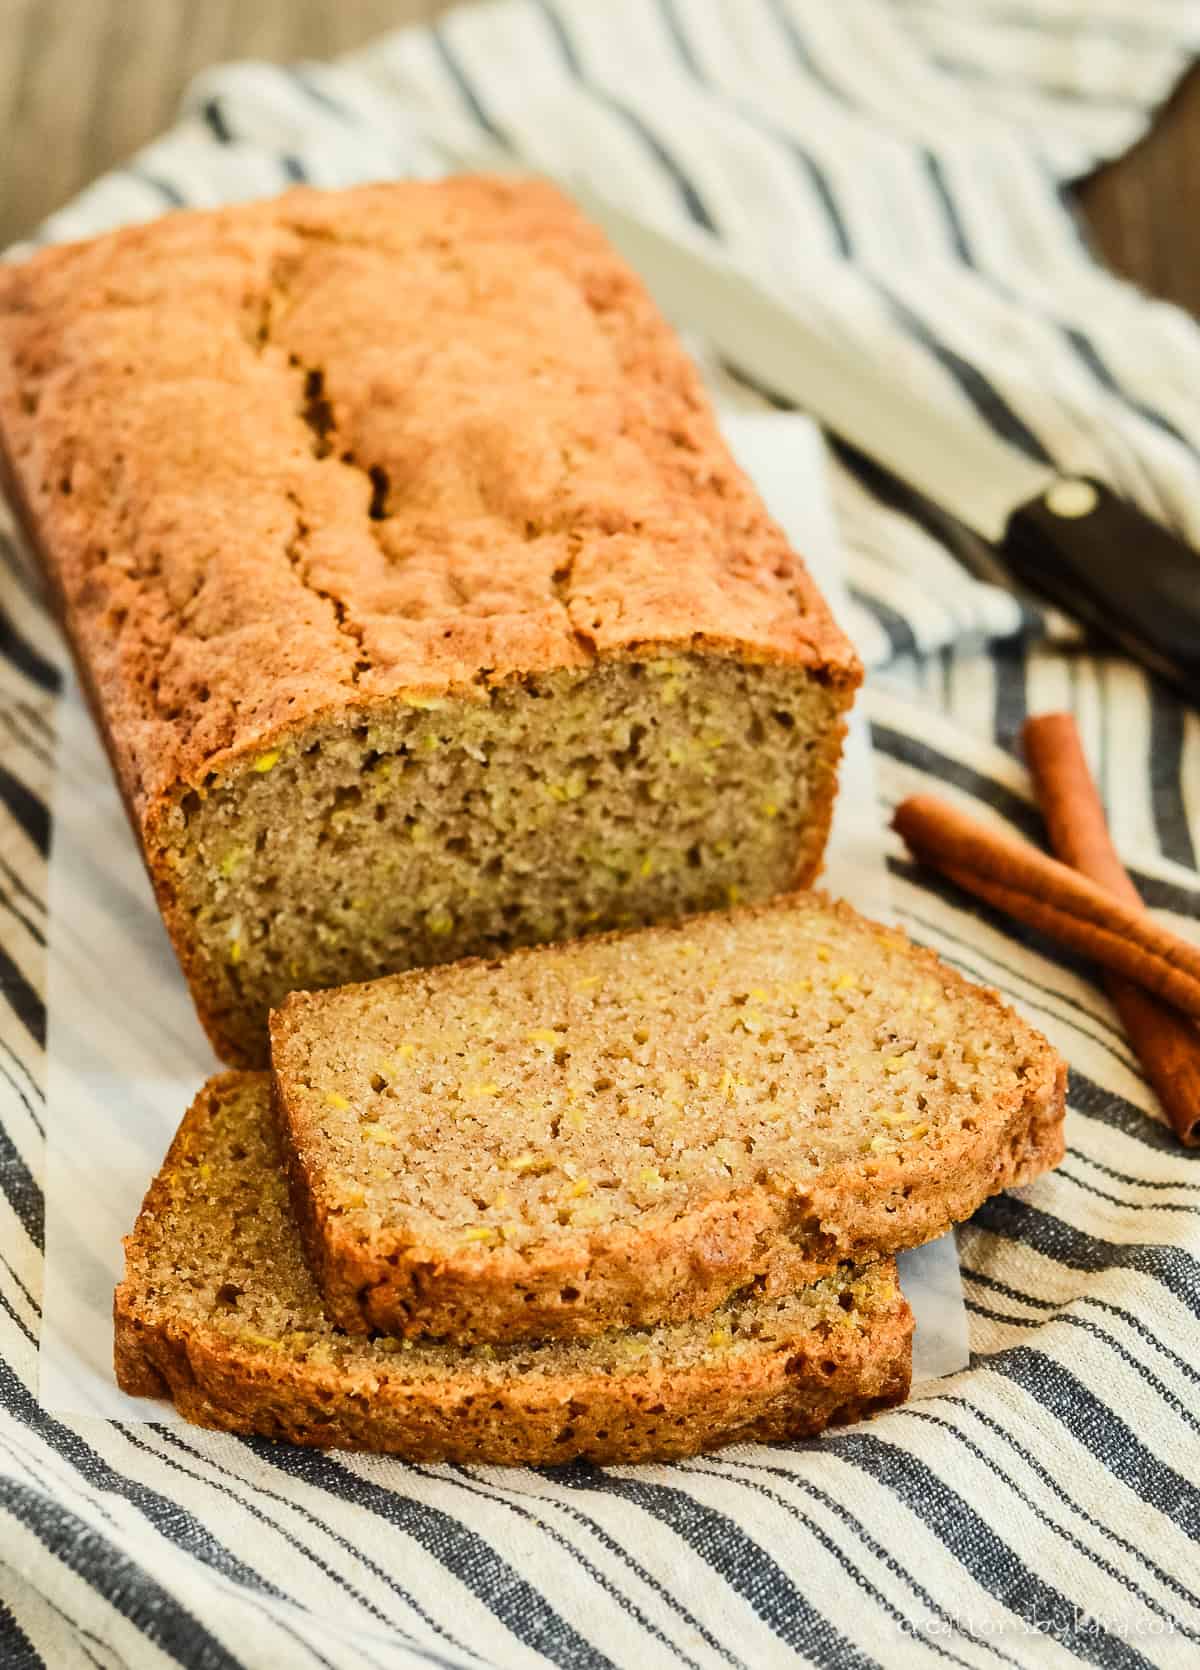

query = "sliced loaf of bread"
[[0, 178, 859, 1067], [271, 894, 1066, 1342], [114, 1074, 912, 1463]]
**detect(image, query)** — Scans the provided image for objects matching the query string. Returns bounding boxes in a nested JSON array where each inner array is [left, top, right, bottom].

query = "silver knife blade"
[[566, 182, 1055, 542], [439, 150, 1200, 704], [440, 143, 1054, 542]]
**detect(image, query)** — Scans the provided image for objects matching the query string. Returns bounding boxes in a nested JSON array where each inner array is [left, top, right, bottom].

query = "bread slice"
[[113, 1074, 912, 1464], [271, 893, 1066, 1343], [0, 177, 859, 1067]]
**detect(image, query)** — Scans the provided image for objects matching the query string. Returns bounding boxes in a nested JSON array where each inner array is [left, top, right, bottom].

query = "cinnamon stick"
[[891, 795, 1200, 1023], [1024, 712, 1200, 1146]]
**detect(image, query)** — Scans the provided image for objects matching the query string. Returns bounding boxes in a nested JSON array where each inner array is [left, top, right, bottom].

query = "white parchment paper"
[[40, 412, 967, 1421]]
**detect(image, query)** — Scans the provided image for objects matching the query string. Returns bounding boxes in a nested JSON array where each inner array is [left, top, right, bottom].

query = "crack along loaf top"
[[0, 175, 859, 824]]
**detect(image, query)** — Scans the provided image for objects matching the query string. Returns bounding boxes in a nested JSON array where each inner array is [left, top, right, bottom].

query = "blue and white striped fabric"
[[2, 1, 1199, 1664]]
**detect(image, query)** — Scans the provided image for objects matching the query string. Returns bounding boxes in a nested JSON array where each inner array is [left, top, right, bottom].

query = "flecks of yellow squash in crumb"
[[526, 1029, 560, 1046], [546, 772, 587, 803], [252, 750, 280, 773], [507, 1151, 554, 1176], [460, 1226, 496, 1243], [325, 1091, 351, 1111]]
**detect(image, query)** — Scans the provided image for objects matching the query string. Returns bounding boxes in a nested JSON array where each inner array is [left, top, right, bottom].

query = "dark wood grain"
[[0, 0, 450, 246], [1075, 58, 1200, 319], [0, 0, 1196, 324]]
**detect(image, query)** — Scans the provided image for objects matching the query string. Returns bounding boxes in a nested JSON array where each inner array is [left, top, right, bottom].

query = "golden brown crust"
[[787, 714, 849, 888], [0, 176, 859, 822], [114, 1298, 913, 1465], [0, 177, 859, 1064], [114, 1073, 912, 1464], [271, 892, 1067, 1342]]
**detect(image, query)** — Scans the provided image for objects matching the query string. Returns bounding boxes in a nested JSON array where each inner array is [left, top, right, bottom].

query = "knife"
[[451, 150, 1200, 704], [576, 186, 1200, 704]]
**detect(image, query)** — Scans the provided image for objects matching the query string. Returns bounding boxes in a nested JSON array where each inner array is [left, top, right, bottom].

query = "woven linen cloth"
[[2, 1, 1200, 1664]]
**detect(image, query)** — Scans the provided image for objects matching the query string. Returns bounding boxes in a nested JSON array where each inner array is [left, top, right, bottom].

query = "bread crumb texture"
[[0, 177, 859, 1062], [114, 1072, 912, 1463], [272, 892, 1066, 1340]]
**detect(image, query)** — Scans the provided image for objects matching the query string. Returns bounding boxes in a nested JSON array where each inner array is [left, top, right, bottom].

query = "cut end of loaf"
[[155, 652, 851, 1064], [114, 1072, 912, 1464], [0, 176, 861, 1069]]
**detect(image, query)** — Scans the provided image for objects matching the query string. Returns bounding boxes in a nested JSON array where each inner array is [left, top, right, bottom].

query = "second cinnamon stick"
[[1024, 712, 1200, 1147]]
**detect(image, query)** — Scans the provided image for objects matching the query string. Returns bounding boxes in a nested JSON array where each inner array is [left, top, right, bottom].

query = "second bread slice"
[[115, 1073, 912, 1464], [271, 894, 1065, 1341]]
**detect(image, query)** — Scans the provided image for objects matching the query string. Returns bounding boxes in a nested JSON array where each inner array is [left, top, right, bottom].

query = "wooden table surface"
[[1, 0, 1197, 317]]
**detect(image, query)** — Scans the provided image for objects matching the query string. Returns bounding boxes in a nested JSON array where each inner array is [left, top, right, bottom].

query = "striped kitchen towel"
[[2, 1, 1200, 1665]]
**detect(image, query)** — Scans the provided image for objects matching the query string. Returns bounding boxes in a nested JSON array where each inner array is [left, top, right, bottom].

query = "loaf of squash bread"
[[271, 893, 1066, 1342], [0, 176, 860, 1066], [114, 1074, 912, 1462]]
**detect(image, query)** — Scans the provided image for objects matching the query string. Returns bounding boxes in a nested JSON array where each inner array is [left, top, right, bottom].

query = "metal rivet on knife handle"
[[1043, 478, 1099, 519]]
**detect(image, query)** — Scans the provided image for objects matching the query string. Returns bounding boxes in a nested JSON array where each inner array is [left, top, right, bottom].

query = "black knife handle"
[[1002, 477, 1200, 706]]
